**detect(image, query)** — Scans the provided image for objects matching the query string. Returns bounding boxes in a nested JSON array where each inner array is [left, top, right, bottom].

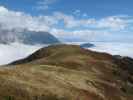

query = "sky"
[[0, 0, 133, 65], [0, 0, 133, 42]]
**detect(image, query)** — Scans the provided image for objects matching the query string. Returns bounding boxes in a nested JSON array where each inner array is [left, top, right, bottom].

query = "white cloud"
[[0, 6, 8, 12], [89, 42, 133, 58], [0, 6, 57, 31], [73, 10, 81, 16], [73, 10, 88, 18], [96, 16, 127, 30], [53, 12, 128, 30], [0, 6, 131, 41], [0, 43, 42, 65], [37, 0, 57, 10], [53, 12, 96, 28], [50, 28, 109, 41]]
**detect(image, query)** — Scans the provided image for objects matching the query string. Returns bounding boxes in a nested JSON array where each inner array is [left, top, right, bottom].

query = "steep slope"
[[1, 44, 133, 100], [0, 29, 60, 44], [21, 30, 60, 45]]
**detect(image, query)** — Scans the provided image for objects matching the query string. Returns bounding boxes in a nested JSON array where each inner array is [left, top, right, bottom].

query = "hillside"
[[0, 44, 133, 100]]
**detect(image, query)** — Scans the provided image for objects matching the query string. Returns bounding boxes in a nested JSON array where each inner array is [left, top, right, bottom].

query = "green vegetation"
[[4, 96, 14, 100]]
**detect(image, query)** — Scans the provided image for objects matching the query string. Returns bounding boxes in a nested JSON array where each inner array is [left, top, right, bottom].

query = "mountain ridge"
[[0, 44, 133, 100]]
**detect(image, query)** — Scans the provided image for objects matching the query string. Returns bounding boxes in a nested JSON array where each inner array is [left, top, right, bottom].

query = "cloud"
[[73, 10, 81, 16], [73, 10, 88, 18], [0, 6, 129, 31], [0, 6, 131, 42], [50, 28, 109, 41], [53, 12, 96, 28], [0, 6, 56, 31], [89, 42, 133, 58], [53, 12, 129, 30], [0, 43, 42, 65], [36, 0, 57, 10], [96, 16, 127, 30]]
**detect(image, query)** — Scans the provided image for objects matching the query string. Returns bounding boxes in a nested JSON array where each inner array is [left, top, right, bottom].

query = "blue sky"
[[1, 0, 133, 17], [0, 0, 133, 42]]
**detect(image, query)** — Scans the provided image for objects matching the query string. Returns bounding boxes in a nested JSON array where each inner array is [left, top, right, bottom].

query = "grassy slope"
[[0, 44, 133, 100]]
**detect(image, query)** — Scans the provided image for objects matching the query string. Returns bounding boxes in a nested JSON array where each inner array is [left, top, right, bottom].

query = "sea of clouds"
[[0, 42, 133, 65], [89, 42, 133, 58], [0, 43, 43, 65]]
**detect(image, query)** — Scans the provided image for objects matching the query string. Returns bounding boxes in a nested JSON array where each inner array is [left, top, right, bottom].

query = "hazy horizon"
[[0, 41, 133, 65]]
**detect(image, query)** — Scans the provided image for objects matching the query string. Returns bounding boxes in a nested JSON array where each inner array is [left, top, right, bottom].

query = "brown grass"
[[1, 44, 133, 100]]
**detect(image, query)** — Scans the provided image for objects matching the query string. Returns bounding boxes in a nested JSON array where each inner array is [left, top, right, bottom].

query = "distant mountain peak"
[[0, 29, 60, 45]]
